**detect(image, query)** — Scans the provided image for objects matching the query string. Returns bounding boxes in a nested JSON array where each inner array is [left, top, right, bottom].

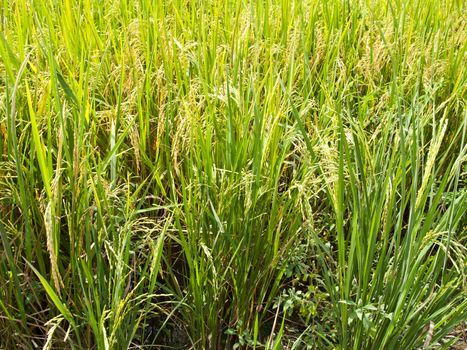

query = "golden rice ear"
[[45, 200, 63, 293], [43, 315, 65, 350]]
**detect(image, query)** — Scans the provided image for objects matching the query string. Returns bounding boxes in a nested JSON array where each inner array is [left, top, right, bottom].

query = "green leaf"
[[57, 73, 79, 106], [25, 260, 75, 327]]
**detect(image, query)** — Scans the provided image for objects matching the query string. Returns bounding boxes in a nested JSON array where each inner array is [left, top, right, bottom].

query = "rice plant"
[[0, 0, 465, 349]]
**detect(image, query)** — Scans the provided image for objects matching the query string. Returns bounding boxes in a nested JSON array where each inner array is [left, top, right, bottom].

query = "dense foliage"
[[1, 0, 466, 349]]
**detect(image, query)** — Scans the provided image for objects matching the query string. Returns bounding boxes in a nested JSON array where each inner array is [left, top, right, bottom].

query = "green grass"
[[0, 0, 466, 349]]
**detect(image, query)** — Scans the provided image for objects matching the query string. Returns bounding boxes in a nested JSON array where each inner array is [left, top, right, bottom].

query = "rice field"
[[0, 0, 466, 349]]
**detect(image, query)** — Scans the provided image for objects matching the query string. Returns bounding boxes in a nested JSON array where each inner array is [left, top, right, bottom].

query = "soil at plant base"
[[449, 323, 467, 350]]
